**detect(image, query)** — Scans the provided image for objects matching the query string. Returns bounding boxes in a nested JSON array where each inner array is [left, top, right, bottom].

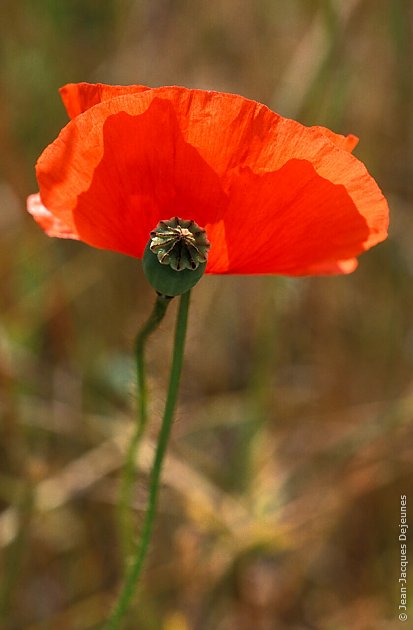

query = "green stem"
[[107, 289, 191, 630], [119, 294, 171, 563]]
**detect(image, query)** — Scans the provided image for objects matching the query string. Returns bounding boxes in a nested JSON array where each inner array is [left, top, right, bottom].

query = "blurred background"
[[0, 0, 412, 628]]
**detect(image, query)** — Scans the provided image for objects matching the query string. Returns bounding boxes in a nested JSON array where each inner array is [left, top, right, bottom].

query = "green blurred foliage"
[[0, 0, 412, 628]]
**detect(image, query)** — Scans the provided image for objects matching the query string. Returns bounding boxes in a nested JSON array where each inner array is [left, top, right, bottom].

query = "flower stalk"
[[107, 289, 191, 629], [119, 293, 172, 562]]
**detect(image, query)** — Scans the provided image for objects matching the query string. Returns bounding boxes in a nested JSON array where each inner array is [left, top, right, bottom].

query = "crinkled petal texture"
[[29, 83, 389, 275]]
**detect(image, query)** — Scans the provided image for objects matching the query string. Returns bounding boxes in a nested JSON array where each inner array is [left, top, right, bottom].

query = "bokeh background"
[[0, 1, 412, 628]]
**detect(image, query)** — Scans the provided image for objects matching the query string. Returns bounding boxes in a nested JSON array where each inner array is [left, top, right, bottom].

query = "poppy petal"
[[207, 160, 382, 274], [27, 193, 79, 240], [37, 96, 229, 263], [34, 86, 388, 275], [300, 258, 358, 275], [59, 82, 151, 119], [59, 82, 359, 154], [311, 127, 359, 152]]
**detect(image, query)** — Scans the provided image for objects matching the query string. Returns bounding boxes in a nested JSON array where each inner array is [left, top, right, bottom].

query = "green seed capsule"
[[142, 217, 210, 297]]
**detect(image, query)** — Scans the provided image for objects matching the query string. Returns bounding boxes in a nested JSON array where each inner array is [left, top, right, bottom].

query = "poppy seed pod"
[[142, 217, 210, 296]]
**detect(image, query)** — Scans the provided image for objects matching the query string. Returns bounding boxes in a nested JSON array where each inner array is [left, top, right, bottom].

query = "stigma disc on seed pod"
[[142, 217, 210, 296]]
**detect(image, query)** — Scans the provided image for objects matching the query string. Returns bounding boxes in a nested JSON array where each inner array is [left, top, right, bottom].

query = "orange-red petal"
[[27, 193, 79, 240], [59, 82, 151, 119], [59, 82, 359, 155], [208, 160, 372, 274], [33, 85, 389, 275], [311, 126, 359, 153]]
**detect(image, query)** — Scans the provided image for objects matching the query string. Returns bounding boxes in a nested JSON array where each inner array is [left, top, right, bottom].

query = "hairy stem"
[[107, 289, 191, 629], [119, 294, 171, 562]]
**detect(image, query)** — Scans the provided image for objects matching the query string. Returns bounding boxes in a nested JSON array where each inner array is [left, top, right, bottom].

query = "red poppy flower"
[[27, 83, 389, 275]]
